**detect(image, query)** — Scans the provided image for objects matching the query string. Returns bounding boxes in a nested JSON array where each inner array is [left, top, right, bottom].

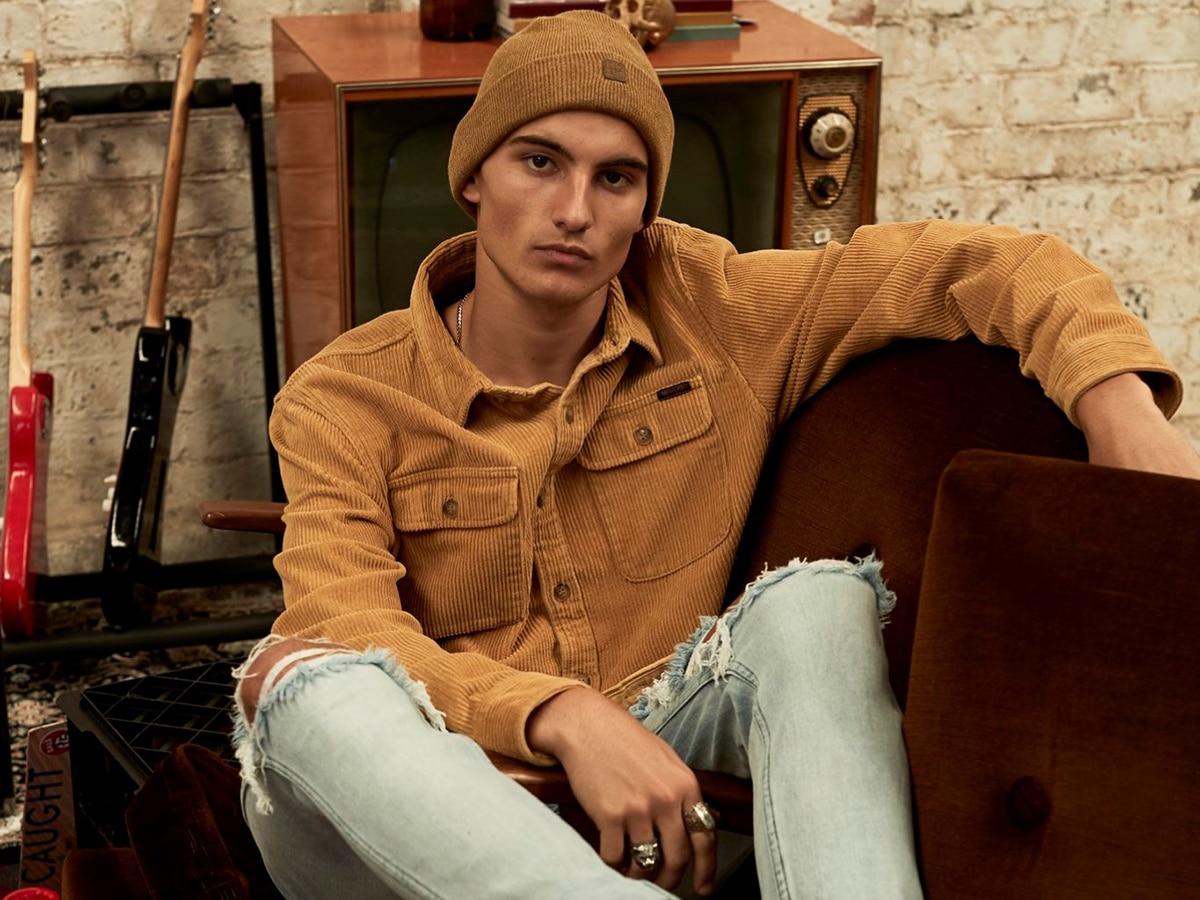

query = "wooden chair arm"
[[198, 500, 286, 534], [486, 751, 753, 839]]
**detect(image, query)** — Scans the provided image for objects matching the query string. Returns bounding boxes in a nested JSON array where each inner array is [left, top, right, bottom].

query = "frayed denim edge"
[[231, 643, 447, 815], [629, 555, 895, 722]]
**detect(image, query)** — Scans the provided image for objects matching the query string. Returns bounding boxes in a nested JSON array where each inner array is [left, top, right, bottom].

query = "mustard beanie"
[[448, 11, 674, 223]]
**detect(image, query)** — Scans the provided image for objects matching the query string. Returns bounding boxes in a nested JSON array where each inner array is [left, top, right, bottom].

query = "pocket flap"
[[578, 378, 713, 471], [389, 466, 519, 531]]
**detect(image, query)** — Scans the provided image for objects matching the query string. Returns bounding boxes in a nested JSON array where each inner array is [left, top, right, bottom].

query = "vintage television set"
[[271, 0, 880, 372]]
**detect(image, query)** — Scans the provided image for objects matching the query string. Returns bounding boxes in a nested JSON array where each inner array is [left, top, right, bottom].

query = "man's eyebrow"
[[603, 155, 650, 173], [509, 133, 573, 159], [507, 133, 649, 172]]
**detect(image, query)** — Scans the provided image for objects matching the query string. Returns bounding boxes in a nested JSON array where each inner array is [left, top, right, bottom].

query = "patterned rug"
[[1, 580, 282, 846]]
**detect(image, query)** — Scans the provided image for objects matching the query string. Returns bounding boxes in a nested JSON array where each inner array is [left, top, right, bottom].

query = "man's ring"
[[630, 840, 661, 871], [683, 801, 717, 834]]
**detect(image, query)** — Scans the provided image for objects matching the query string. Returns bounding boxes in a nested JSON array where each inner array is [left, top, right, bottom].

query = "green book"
[[667, 23, 742, 41]]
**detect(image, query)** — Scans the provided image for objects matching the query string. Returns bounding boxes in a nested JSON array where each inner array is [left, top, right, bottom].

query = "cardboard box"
[[18, 723, 75, 894]]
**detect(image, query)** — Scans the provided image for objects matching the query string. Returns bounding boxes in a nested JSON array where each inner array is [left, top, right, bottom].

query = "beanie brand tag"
[[602, 58, 628, 83]]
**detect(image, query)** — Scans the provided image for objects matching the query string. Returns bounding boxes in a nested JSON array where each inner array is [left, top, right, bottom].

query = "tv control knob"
[[813, 174, 840, 200], [805, 110, 855, 159]]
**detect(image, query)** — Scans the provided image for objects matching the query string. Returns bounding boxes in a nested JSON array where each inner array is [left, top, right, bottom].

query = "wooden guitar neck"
[[8, 50, 39, 391], [144, 0, 209, 329]]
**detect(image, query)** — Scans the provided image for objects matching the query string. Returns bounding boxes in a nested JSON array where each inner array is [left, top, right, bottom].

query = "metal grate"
[[76, 661, 239, 777]]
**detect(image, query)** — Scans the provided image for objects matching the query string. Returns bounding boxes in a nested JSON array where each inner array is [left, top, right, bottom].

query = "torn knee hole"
[[233, 636, 356, 723]]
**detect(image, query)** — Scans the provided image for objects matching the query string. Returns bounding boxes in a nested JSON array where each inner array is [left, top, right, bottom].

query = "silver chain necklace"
[[454, 291, 471, 348]]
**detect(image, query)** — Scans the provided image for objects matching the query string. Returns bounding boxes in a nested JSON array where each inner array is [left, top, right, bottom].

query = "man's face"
[[462, 110, 649, 310]]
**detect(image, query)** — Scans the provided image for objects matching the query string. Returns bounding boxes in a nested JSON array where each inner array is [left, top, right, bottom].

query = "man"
[[233, 11, 1200, 900]]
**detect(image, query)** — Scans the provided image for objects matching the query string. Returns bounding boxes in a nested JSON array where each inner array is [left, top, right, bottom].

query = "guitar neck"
[[8, 164, 35, 390], [144, 2, 207, 330], [8, 50, 39, 392]]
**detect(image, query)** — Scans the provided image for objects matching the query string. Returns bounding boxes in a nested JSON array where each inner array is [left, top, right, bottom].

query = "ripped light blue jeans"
[[234, 558, 924, 900]]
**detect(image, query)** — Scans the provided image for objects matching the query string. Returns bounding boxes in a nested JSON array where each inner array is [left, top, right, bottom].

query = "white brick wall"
[[1, 0, 1198, 575], [843, 0, 1200, 443]]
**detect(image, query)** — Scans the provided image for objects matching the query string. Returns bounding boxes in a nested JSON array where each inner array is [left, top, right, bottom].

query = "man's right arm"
[[254, 376, 585, 764], [527, 687, 718, 896]]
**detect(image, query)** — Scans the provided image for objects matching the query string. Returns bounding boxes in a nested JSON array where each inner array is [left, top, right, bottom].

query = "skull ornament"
[[604, 0, 677, 49]]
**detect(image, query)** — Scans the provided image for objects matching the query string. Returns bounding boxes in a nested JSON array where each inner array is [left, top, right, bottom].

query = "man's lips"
[[536, 243, 592, 263]]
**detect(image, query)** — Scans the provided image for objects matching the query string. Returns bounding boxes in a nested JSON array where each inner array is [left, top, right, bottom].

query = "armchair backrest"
[[727, 337, 1086, 706]]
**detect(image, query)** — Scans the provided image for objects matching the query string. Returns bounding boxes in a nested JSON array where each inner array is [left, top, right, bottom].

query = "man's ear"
[[462, 174, 481, 205]]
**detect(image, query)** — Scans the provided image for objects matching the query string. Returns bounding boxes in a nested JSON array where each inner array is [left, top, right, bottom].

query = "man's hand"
[[1076, 373, 1200, 479], [527, 688, 718, 896]]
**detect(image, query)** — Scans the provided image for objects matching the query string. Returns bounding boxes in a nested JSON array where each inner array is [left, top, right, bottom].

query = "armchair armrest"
[[199, 500, 285, 533], [486, 752, 754, 843], [905, 449, 1200, 898]]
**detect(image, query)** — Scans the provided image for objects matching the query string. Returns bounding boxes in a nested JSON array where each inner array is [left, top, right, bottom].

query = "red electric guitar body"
[[1, 50, 52, 638], [2, 377, 53, 638]]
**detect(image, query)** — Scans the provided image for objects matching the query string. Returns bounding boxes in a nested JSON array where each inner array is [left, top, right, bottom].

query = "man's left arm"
[[1076, 373, 1200, 479], [668, 221, 1192, 463]]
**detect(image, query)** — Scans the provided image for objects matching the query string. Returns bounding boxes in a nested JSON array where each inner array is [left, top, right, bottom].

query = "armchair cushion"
[[905, 449, 1200, 898]]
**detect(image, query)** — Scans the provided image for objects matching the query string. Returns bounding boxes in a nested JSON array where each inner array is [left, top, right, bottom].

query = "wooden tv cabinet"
[[272, 1, 880, 371]]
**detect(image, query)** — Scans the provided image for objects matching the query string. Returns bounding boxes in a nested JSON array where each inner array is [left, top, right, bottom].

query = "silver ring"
[[630, 840, 661, 871], [683, 801, 717, 834]]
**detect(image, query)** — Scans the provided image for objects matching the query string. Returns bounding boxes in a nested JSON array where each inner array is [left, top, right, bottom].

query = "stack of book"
[[495, 0, 740, 42]]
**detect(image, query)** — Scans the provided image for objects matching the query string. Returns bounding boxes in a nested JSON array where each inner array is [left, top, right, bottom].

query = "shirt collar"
[[412, 232, 664, 426]]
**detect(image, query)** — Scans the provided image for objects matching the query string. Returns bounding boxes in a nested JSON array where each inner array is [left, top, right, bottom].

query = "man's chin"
[[520, 272, 615, 307]]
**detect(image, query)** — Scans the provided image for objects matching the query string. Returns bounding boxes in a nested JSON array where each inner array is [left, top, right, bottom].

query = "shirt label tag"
[[656, 381, 693, 401]]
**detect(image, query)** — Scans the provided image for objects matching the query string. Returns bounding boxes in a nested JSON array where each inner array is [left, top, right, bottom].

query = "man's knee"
[[733, 557, 894, 647], [235, 638, 445, 738], [233, 641, 447, 816], [234, 635, 356, 728]]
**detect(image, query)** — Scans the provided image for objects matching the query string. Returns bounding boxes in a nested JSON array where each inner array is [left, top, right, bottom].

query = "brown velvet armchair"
[[62, 337, 1200, 899]]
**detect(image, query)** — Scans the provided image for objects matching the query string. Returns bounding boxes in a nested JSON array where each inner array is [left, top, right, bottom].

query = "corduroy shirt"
[[269, 218, 1180, 765]]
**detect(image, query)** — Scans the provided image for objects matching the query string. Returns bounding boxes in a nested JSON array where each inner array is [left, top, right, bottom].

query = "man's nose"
[[553, 174, 593, 232]]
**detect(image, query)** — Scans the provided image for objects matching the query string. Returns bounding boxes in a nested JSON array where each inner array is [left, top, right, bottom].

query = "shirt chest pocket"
[[388, 466, 529, 640], [578, 380, 731, 581]]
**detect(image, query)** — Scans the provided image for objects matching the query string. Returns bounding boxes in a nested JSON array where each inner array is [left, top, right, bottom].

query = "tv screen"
[[348, 79, 786, 325]]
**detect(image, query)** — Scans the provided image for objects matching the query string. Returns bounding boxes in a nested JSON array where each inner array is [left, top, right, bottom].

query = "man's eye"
[[526, 155, 552, 170], [602, 171, 630, 187]]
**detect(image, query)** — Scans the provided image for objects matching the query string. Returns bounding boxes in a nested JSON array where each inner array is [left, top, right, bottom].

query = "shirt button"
[[634, 425, 653, 445], [553, 582, 572, 602], [564, 404, 575, 425], [442, 498, 459, 518], [571, 673, 592, 686]]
